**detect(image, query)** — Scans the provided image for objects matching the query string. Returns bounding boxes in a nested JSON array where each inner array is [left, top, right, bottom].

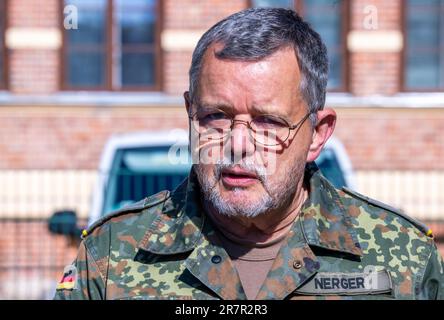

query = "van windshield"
[[102, 146, 191, 215]]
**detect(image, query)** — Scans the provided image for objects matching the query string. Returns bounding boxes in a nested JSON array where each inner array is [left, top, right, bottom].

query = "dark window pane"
[[64, 0, 107, 88], [116, 0, 156, 45], [407, 8, 439, 46], [405, 0, 443, 89], [251, 0, 294, 8], [65, 0, 107, 45], [115, 0, 156, 9], [409, 0, 440, 5], [305, 8, 341, 46], [67, 52, 106, 87], [406, 54, 440, 89], [65, 0, 106, 9], [121, 52, 155, 86], [66, 11, 106, 44], [118, 11, 156, 44], [328, 50, 342, 89], [304, 0, 343, 89], [114, 0, 158, 88]]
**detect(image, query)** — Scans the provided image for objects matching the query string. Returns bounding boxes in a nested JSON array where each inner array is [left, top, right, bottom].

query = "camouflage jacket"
[[54, 163, 444, 300]]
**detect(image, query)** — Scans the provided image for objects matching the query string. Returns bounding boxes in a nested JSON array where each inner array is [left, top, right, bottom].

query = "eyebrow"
[[194, 101, 293, 122], [250, 104, 292, 122], [194, 102, 233, 113]]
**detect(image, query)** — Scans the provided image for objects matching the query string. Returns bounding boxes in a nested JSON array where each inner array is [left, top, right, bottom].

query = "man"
[[54, 8, 444, 300]]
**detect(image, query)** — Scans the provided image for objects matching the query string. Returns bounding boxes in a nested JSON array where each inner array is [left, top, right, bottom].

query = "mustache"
[[214, 159, 267, 184]]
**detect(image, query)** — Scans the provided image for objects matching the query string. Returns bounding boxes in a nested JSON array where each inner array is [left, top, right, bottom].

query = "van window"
[[102, 146, 191, 215], [315, 147, 347, 188]]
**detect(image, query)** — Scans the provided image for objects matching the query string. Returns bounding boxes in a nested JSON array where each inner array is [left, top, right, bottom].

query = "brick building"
[[0, 0, 443, 299]]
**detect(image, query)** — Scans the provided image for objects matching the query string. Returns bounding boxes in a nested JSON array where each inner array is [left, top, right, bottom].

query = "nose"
[[228, 120, 255, 162]]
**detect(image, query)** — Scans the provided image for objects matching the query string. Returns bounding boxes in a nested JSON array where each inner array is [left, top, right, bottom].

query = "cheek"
[[197, 139, 226, 165], [198, 164, 217, 180], [271, 144, 309, 174]]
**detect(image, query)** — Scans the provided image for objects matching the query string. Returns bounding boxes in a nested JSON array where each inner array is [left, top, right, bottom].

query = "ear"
[[306, 108, 337, 163], [184, 91, 191, 115]]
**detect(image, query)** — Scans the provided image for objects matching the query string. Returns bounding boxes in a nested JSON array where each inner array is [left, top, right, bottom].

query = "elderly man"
[[55, 8, 444, 300]]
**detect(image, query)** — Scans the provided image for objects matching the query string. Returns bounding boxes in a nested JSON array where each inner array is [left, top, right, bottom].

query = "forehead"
[[197, 45, 303, 116]]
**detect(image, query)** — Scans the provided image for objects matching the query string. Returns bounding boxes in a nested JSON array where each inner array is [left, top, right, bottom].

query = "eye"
[[198, 111, 231, 128], [201, 112, 229, 121], [253, 115, 287, 129]]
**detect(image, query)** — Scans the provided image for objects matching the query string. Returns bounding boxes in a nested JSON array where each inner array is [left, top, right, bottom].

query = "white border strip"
[[347, 30, 403, 53], [0, 92, 442, 108], [326, 93, 444, 108], [6, 28, 62, 50]]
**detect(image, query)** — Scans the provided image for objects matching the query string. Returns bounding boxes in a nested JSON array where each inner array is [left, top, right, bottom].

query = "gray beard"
[[194, 159, 305, 218]]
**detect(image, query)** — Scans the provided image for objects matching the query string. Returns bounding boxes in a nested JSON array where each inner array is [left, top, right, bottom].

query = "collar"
[[137, 162, 363, 257], [300, 162, 363, 257], [136, 167, 205, 254]]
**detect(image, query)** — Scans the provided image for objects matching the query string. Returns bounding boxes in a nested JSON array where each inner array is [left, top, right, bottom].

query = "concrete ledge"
[[161, 29, 205, 51], [6, 28, 62, 50], [0, 92, 442, 109], [348, 30, 403, 53]]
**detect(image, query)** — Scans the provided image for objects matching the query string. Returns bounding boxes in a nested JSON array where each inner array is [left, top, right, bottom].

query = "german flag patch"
[[56, 265, 78, 290]]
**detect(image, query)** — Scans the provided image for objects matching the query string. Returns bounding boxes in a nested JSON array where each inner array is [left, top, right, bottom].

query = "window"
[[0, 0, 6, 89], [62, 0, 161, 91], [404, 0, 444, 91], [250, 0, 349, 92], [103, 146, 190, 215]]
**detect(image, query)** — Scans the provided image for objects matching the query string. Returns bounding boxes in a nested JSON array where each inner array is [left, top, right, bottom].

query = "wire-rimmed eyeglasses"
[[189, 110, 311, 146]]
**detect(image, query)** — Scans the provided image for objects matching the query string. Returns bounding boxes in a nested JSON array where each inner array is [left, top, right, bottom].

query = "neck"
[[205, 183, 309, 247]]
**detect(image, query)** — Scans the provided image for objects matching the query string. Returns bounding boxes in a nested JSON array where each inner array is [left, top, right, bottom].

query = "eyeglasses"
[[189, 109, 311, 146]]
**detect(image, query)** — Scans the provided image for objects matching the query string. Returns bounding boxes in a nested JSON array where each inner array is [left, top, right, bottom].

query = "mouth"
[[220, 167, 259, 188]]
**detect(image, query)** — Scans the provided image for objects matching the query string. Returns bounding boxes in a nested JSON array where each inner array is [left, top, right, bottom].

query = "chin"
[[213, 188, 272, 218]]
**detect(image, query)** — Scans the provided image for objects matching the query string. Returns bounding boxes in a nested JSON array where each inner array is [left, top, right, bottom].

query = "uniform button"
[[211, 255, 222, 264], [293, 260, 302, 269]]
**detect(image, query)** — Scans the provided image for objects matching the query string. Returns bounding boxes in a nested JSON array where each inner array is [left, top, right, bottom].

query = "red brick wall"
[[0, 107, 189, 170], [0, 106, 443, 171], [350, 53, 400, 96], [8, 0, 59, 28], [9, 50, 59, 94], [334, 108, 444, 170], [164, 0, 247, 29], [0, 219, 83, 299], [164, 51, 193, 96], [7, 0, 60, 93]]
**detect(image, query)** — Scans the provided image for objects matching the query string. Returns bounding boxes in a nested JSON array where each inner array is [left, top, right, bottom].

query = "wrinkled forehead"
[[196, 44, 304, 117]]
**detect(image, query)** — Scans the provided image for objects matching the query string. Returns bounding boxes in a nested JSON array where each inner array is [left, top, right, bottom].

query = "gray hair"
[[188, 7, 329, 127]]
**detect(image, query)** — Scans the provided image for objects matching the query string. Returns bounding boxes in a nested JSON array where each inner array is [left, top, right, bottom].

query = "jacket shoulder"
[[341, 186, 433, 238], [81, 190, 170, 239]]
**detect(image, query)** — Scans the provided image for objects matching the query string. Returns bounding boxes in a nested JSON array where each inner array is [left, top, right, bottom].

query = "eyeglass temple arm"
[[289, 112, 312, 130]]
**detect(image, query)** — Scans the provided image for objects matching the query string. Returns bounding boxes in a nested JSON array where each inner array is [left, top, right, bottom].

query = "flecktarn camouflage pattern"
[[54, 163, 444, 300]]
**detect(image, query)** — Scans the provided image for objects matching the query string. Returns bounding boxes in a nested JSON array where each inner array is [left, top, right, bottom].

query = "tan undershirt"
[[216, 230, 286, 300], [204, 188, 307, 299]]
